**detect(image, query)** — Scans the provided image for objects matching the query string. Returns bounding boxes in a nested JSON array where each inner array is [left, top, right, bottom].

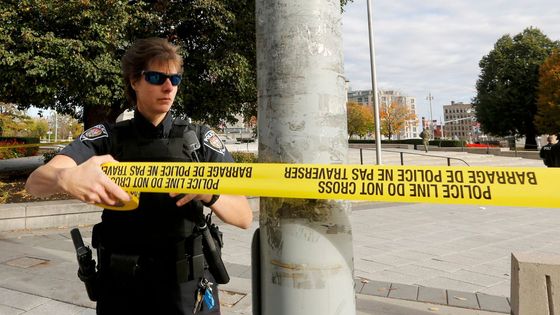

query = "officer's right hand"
[[58, 155, 131, 206]]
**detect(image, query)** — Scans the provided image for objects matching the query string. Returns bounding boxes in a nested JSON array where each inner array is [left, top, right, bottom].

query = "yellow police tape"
[[0, 141, 71, 150], [98, 162, 559, 210]]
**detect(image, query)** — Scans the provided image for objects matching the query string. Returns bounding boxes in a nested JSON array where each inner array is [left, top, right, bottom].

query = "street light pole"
[[54, 110, 58, 143], [426, 92, 434, 139], [367, 0, 382, 164]]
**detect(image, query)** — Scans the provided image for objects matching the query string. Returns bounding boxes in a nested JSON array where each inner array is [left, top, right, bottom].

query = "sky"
[[27, 1, 559, 124], [341, 0, 560, 123]]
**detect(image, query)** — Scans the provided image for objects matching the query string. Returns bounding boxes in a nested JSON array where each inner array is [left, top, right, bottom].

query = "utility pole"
[[54, 110, 58, 143], [256, 0, 355, 314], [426, 92, 434, 139], [367, 0, 382, 164]]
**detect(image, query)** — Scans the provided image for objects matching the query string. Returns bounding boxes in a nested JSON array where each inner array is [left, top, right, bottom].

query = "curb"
[[0, 197, 261, 232], [0, 200, 102, 232], [356, 278, 510, 313]]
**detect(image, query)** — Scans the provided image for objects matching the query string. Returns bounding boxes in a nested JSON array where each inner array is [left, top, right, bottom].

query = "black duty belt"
[[96, 235, 206, 284]]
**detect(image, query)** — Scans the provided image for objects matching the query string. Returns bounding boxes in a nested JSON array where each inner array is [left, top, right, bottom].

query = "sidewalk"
[[1, 147, 557, 314], [3, 200, 558, 314]]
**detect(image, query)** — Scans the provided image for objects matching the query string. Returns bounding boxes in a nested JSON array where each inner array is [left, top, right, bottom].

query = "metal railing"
[[358, 148, 470, 166]]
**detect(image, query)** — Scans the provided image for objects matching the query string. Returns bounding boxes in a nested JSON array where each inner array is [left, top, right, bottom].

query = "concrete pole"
[[256, 0, 355, 314]]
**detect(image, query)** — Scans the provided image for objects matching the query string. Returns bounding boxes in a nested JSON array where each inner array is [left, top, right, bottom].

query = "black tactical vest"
[[97, 118, 203, 254]]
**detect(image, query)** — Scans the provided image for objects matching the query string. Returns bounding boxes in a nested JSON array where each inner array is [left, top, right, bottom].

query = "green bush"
[[429, 139, 465, 147], [0, 140, 19, 159], [0, 137, 40, 159], [231, 151, 257, 163]]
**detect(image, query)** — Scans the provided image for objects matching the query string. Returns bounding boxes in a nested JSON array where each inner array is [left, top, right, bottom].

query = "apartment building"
[[347, 89, 418, 139], [443, 101, 482, 141]]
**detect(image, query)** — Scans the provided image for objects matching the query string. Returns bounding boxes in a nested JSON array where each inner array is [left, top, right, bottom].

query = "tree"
[[535, 49, 560, 134], [29, 118, 49, 139], [380, 101, 416, 140], [141, 0, 352, 126], [0, 103, 33, 136], [347, 102, 374, 138], [0, 1, 353, 129], [0, 0, 157, 128], [47, 112, 83, 140], [472, 27, 560, 149], [159, 0, 257, 126]]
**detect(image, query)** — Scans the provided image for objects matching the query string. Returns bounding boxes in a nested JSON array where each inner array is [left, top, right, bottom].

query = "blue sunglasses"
[[142, 71, 182, 86]]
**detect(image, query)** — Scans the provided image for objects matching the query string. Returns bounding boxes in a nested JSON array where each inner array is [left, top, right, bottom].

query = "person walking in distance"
[[420, 128, 431, 153]]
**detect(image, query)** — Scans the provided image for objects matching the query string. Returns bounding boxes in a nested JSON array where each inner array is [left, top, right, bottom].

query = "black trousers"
[[95, 266, 220, 315]]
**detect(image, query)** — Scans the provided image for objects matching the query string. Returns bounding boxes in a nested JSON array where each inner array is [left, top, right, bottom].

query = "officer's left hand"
[[169, 193, 213, 207]]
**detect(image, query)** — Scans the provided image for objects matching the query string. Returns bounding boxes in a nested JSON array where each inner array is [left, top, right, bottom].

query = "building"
[[347, 89, 418, 139], [443, 101, 482, 142], [221, 113, 256, 143], [421, 117, 441, 139], [347, 89, 373, 106]]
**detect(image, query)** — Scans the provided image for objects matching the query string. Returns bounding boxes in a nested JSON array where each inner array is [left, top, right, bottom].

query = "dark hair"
[[121, 38, 183, 106]]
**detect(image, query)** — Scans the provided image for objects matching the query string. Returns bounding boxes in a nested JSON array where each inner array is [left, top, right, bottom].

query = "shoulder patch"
[[80, 124, 108, 142], [203, 130, 225, 155]]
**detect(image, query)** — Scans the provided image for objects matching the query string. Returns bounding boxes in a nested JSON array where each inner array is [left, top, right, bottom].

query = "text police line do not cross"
[[98, 162, 558, 210]]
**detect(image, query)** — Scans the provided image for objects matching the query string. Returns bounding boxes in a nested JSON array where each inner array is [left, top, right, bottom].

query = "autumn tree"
[[380, 101, 416, 140], [472, 27, 560, 149], [28, 119, 49, 139], [347, 102, 374, 138], [0, 103, 33, 136], [534, 49, 560, 134]]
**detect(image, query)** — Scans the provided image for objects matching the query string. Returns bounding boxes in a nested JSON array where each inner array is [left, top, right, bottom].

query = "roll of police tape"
[[98, 162, 560, 211]]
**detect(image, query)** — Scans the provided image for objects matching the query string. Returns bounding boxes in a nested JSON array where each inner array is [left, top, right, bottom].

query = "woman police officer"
[[25, 37, 252, 314]]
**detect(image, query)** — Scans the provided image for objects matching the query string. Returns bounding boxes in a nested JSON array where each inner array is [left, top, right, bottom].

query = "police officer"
[[25, 38, 252, 314], [548, 134, 560, 168], [539, 134, 558, 167]]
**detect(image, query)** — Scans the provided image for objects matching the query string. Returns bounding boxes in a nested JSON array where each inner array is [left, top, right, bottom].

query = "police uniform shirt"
[[540, 143, 555, 167], [60, 110, 233, 165], [60, 109, 233, 250]]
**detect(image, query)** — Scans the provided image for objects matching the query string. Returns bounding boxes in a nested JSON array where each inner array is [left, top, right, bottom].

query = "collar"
[[133, 109, 173, 138]]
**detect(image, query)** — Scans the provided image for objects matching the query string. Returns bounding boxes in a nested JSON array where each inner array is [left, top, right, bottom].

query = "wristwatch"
[[202, 194, 220, 207]]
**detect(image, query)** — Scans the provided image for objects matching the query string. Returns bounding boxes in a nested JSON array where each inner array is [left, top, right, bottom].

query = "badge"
[[203, 130, 225, 155], [80, 124, 108, 142]]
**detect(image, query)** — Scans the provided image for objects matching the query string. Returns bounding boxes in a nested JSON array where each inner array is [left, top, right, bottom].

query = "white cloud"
[[342, 0, 560, 122]]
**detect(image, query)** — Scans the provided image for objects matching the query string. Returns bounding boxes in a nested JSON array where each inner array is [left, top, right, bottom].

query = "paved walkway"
[[3, 202, 537, 314], [0, 146, 557, 314]]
